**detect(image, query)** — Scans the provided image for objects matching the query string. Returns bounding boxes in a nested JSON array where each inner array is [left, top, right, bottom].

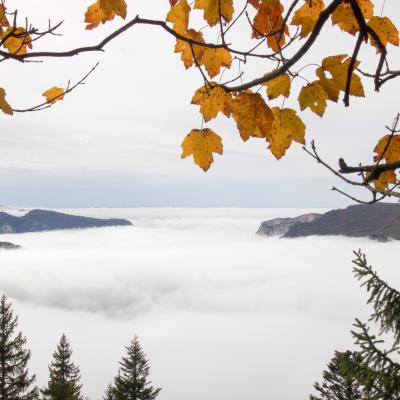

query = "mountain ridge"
[[257, 203, 400, 241], [0, 209, 132, 234]]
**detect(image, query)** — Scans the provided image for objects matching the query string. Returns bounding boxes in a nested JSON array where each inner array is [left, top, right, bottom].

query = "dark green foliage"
[[310, 351, 362, 400], [103, 383, 116, 400], [352, 251, 400, 345], [105, 336, 161, 400], [41, 334, 83, 400], [311, 251, 400, 400], [0, 294, 39, 400]]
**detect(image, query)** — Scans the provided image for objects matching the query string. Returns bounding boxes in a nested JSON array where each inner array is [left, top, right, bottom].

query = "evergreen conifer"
[[0, 294, 39, 400], [310, 251, 400, 400], [105, 336, 161, 400], [310, 351, 362, 400], [103, 383, 116, 400], [41, 334, 83, 400]]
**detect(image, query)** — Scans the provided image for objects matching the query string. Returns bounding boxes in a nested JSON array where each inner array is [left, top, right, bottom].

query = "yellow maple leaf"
[[194, 0, 234, 26], [191, 83, 233, 122], [373, 135, 400, 163], [316, 67, 341, 102], [99, 0, 127, 19], [0, 4, 9, 28], [85, 1, 114, 30], [298, 81, 328, 117], [264, 74, 291, 99], [0, 87, 13, 115], [267, 107, 306, 159], [316, 54, 364, 100], [175, 29, 205, 69], [291, 0, 325, 38], [200, 48, 232, 78], [85, 0, 126, 30], [231, 92, 274, 141], [372, 170, 397, 190], [368, 16, 399, 50], [181, 128, 223, 171], [166, 0, 191, 35], [42, 87, 65, 104], [252, 0, 289, 52], [2, 27, 32, 55], [331, 0, 374, 35]]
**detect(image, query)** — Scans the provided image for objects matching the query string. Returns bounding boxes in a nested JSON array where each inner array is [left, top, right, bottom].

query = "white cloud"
[[0, 208, 399, 399]]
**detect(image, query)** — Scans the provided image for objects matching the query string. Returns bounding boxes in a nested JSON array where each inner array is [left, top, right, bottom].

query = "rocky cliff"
[[257, 203, 400, 241], [0, 209, 132, 234], [256, 213, 321, 236]]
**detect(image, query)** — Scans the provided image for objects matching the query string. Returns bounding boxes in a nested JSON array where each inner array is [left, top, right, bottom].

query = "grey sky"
[[1, 0, 400, 207]]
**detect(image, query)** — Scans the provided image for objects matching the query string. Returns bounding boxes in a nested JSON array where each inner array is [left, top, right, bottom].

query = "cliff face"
[[284, 203, 400, 241], [256, 213, 321, 236], [257, 203, 400, 241], [0, 209, 132, 234]]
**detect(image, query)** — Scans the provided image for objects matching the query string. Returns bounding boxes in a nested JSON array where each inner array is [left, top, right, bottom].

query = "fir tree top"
[[41, 334, 83, 400], [107, 335, 161, 400], [0, 294, 38, 400]]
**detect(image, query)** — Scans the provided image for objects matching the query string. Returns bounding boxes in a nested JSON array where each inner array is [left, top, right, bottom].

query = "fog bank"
[[0, 208, 398, 400]]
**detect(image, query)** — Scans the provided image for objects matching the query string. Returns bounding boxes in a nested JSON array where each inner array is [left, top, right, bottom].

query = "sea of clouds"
[[0, 207, 399, 400]]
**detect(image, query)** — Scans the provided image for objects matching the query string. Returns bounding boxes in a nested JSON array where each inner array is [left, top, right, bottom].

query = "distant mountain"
[[0, 209, 132, 234], [0, 241, 21, 249], [257, 203, 400, 241]]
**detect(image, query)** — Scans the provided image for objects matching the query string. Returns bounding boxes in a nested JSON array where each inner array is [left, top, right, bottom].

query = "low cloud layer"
[[0, 208, 399, 400]]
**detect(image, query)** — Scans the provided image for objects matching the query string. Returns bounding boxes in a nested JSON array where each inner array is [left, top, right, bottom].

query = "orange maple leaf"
[[175, 29, 205, 69], [368, 16, 399, 51], [181, 128, 223, 171], [267, 107, 305, 159], [194, 0, 234, 26], [0, 87, 13, 115], [166, 0, 191, 35], [191, 83, 233, 122], [252, 0, 289, 52], [298, 81, 328, 117], [291, 0, 325, 38], [331, 0, 374, 35], [264, 74, 291, 99], [231, 92, 274, 141], [200, 48, 232, 78], [85, 0, 127, 30], [373, 135, 400, 163], [372, 170, 397, 190], [2, 27, 32, 55], [42, 87, 65, 104]]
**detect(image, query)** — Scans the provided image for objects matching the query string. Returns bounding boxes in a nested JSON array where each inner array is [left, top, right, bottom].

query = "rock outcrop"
[[0, 241, 21, 249], [0, 209, 132, 234], [256, 213, 321, 236], [257, 203, 400, 241]]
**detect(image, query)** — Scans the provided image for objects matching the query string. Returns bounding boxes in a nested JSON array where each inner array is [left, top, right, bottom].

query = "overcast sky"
[[1, 0, 400, 207]]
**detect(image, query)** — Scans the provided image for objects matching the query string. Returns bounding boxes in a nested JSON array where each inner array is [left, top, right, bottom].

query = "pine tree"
[[310, 351, 362, 400], [41, 334, 83, 400], [103, 383, 116, 400], [106, 336, 161, 400], [0, 294, 39, 400], [311, 251, 400, 400]]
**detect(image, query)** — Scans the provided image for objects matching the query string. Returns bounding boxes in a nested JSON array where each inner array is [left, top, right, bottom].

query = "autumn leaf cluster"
[[0, 0, 399, 182], [164, 0, 399, 171]]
